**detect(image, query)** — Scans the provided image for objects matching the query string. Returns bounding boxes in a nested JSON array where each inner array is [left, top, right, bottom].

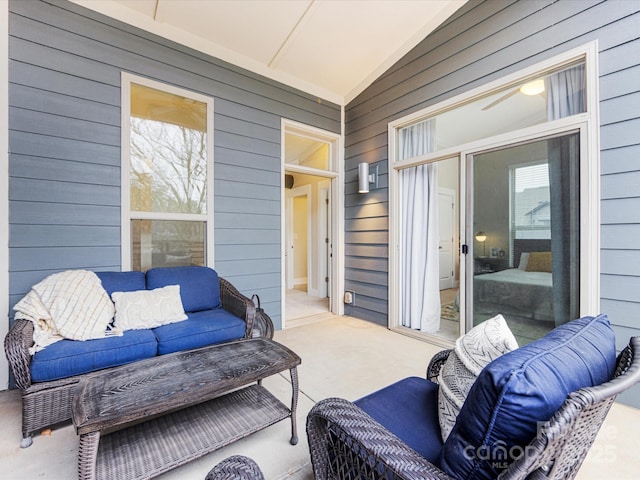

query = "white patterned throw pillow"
[[112, 285, 188, 331], [437, 314, 518, 442]]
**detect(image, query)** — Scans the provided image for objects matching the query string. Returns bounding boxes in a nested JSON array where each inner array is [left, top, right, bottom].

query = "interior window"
[[124, 77, 213, 271]]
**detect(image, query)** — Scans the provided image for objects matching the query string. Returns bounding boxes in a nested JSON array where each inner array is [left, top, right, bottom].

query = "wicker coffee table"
[[72, 338, 301, 480]]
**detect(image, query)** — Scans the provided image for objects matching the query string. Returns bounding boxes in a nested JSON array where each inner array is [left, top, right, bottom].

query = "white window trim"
[[120, 72, 215, 270], [388, 42, 600, 342]]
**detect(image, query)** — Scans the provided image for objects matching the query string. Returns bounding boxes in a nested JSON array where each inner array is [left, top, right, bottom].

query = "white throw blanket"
[[13, 270, 118, 353]]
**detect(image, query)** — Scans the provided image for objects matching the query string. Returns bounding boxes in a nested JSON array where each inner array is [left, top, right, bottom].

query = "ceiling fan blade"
[[481, 87, 520, 111]]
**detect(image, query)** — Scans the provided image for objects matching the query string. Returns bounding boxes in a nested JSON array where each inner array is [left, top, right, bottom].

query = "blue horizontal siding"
[[7, 0, 341, 334], [344, 0, 640, 407]]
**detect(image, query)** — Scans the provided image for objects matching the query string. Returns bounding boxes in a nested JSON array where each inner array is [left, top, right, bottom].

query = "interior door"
[[438, 188, 455, 290]]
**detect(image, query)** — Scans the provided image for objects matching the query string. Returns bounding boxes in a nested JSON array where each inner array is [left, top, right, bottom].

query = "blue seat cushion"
[[355, 376, 443, 464], [146, 266, 221, 312], [152, 308, 246, 355], [95, 271, 146, 297], [30, 329, 157, 383], [441, 314, 616, 480]]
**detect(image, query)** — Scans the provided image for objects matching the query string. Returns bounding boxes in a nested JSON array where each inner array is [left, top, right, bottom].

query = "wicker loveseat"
[[4, 265, 273, 448], [307, 315, 640, 480]]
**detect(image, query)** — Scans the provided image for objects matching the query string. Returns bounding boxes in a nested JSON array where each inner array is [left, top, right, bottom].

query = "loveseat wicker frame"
[[307, 336, 640, 480], [4, 277, 268, 448]]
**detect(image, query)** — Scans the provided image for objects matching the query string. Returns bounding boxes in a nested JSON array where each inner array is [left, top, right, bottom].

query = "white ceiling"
[[72, 0, 467, 105]]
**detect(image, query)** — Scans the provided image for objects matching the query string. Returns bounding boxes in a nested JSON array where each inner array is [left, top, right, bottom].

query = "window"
[[122, 74, 214, 271], [395, 62, 585, 159], [511, 163, 551, 240]]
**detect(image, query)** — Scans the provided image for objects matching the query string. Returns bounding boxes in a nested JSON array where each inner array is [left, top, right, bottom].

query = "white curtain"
[[399, 120, 440, 333], [545, 64, 584, 326], [546, 63, 585, 120]]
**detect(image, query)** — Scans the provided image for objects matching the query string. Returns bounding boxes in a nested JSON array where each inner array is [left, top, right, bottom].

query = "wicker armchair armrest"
[[4, 319, 34, 390], [219, 277, 256, 339], [307, 398, 455, 480], [206, 455, 265, 480], [427, 349, 452, 382]]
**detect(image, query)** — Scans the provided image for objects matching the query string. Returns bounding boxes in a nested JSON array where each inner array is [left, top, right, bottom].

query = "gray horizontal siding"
[[344, 0, 640, 406], [8, 0, 340, 332]]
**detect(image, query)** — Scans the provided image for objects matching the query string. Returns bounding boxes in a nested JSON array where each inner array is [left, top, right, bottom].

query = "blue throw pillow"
[[440, 314, 616, 480], [146, 266, 222, 312]]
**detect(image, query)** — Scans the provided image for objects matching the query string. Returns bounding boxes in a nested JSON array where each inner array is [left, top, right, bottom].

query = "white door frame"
[[319, 182, 330, 298], [281, 119, 344, 326]]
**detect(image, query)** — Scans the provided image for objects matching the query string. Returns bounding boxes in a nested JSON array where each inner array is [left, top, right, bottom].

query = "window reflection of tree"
[[130, 118, 207, 215]]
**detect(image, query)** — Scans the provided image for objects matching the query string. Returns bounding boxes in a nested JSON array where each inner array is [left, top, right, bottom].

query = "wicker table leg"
[[78, 430, 100, 480], [289, 366, 299, 445]]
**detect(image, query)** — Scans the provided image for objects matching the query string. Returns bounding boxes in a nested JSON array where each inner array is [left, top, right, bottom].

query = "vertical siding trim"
[[1, 0, 9, 389]]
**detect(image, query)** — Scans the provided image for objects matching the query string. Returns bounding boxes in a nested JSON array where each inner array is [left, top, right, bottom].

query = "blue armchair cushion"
[[152, 308, 246, 355], [30, 329, 157, 382], [440, 314, 616, 480], [355, 376, 443, 464], [146, 266, 222, 312]]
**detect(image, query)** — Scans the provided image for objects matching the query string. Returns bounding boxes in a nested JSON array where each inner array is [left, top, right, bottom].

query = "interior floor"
[[0, 315, 636, 479], [439, 287, 555, 346], [285, 287, 331, 328]]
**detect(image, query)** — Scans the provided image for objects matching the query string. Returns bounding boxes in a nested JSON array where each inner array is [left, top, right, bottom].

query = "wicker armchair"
[[307, 336, 640, 480], [205, 455, 265, 480]]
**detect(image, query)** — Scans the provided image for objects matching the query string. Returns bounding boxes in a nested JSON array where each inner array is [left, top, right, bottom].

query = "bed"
[[474, 240, 554, 323], [474, 267, 553, 322]]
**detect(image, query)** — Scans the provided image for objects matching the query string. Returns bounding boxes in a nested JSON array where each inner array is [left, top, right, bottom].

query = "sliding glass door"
[[389, 50, 598, 345], [467, 132, 580, 345]]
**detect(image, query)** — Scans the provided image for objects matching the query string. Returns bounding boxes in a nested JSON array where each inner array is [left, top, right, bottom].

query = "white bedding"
[[474, 268, 553, 322], [475, 268, 552, 287]]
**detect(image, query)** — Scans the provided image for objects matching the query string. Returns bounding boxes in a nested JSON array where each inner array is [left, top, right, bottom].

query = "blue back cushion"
[[96, 271, 146, 297], [146, 266, 221, 312], [440, 314, 616, 480], [355, 376, 443, 464]]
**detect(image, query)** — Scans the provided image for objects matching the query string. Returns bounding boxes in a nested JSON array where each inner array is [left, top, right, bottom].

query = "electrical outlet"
[[344, 291, 355, 305]]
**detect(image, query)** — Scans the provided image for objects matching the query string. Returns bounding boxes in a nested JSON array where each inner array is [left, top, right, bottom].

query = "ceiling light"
[[519, 79, 545, 96]]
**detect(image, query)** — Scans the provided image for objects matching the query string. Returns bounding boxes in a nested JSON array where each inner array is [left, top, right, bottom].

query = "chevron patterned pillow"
[[437, 314, 518, 442]]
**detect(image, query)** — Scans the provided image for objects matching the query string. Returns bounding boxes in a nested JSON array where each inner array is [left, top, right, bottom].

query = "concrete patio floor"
[[1, 315, 638, 479]]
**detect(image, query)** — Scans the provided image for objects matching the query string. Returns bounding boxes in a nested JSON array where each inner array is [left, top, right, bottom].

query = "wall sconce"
[[358, 162, 378, 193], [475, 230, 487, 257]]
